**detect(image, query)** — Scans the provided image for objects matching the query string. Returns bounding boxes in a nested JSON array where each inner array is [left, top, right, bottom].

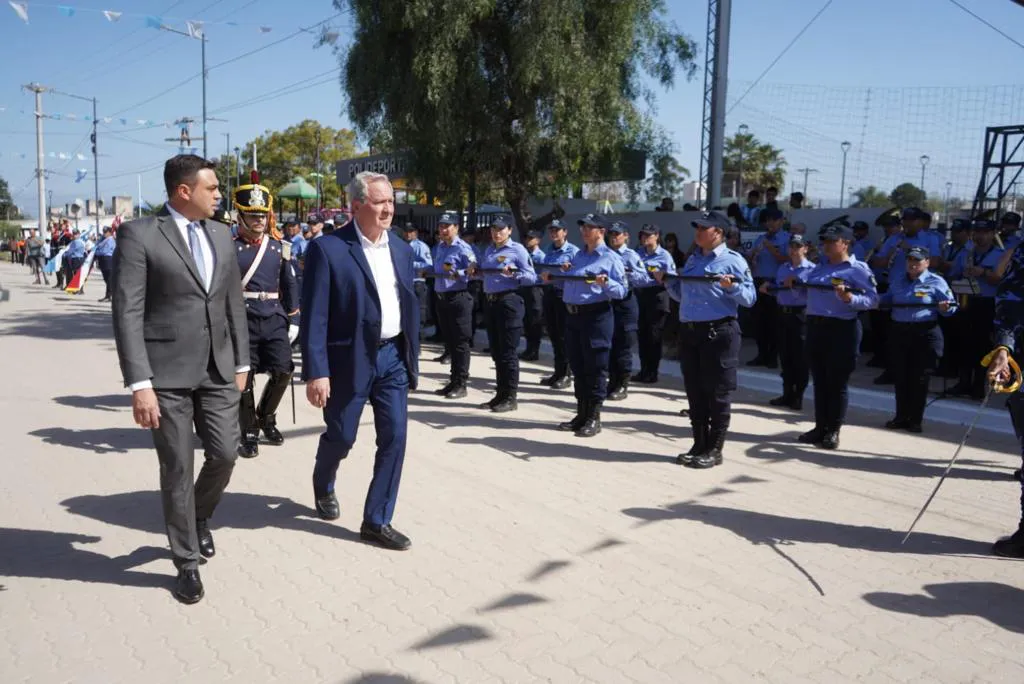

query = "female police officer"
[[880, 246, 955, 432], [431, 211, 479, 400], [470, 216, 536, 412], [799, 222, 879, 450], [655, 211, 755, 469], [633, 224, 677, 384], [540, 214, 626, 437]]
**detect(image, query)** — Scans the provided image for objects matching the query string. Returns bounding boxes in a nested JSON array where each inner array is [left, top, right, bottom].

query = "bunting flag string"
[[0, 107, 186, 131], [4, 2, 296, 35]]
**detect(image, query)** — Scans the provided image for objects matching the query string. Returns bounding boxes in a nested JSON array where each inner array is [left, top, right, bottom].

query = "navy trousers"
[[312, 339, 409, 527], [610, 292, 639, 378], [566, 302, 614, 402], [486, 291, 525, 395], [807, 316, 860, 431]]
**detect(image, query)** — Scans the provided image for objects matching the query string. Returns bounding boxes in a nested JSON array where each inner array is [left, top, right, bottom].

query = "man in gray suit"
[[112, 155, 249, 604]]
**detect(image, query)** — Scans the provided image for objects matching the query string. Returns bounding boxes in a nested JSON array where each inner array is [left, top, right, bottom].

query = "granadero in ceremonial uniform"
[[233, 183, 300, 458]]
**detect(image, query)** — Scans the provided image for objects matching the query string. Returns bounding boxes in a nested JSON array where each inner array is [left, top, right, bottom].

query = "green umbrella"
[[277, 176, 319, 220]]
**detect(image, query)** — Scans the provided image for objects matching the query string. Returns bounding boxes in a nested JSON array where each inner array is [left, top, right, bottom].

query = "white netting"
[[726, 81, 1024, 206]]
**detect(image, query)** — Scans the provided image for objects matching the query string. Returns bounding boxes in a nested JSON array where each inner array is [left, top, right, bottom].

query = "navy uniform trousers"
[[520, 284, 544, 354], [486, 291, 525, 396], [312, 338, 408, 527], [610, 291, 639, 380], [436, 289, 474, 383], [636, 287, 670, 378], [679, 318, 741, 437], [777, 306, 809, 398], [542, 288, 571, 379], [566, 301, 614, 402], [889, 321, 942, 424], [807, 316, 861, 431]]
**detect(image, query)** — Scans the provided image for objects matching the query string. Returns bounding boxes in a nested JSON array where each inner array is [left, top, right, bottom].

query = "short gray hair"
[[347, 171, 391, 203]]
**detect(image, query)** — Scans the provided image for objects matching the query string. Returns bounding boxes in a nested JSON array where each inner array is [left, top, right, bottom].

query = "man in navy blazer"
[[300, 171, 420, 550]]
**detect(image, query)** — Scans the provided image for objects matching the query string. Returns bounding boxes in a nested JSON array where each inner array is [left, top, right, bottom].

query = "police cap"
[[1002, 211, 1022, 226], [788, 234, 809, 246], [820, 225, 854, 241], [438, 211, 460, 226], [761, 207, 785, 222], [691, 210, 732, 231], [972, 218, 997, 231], [577, 213, 609, 229], [852, 220, 870, 233], [950, 218, 970, 232], [401, 222, 417, 233], [638, 223, 660, 235], [906, 246, 930, 260], [526, 229, 544, 240], [547, 219, 567, 231], [490, 215, 514, 230], [606, 220, 629, 234], [902, 207, 927, 221]]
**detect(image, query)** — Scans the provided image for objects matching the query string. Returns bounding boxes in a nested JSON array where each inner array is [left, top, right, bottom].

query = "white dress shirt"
[[354, 220, 403, 340], [129, 206, 247, 392]]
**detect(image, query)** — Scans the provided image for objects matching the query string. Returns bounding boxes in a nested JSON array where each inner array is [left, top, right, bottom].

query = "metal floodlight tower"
[[698, 0, 733, 209], [972, 125, 1024, 219]]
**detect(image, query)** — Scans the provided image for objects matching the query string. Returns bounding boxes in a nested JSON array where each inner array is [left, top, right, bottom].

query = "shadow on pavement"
[[448, 434, 675, 465], [0, 528, 168, 592], [622, 501, 993, 557], [30, 426, 156, 454], [863, 582, 1024, 634], [53, 394, 131, 412], [409, 624, 492, 651], [61, 491, 363, 545], [342, 674, 425, 684], [1, 309, 112, 340]]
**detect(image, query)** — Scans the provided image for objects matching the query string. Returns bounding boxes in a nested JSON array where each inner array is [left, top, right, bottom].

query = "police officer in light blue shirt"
[[520, 230, 546, 361], [431, 212, 477, 398], [540, 213, 626, 437], [539, 219, 580, 388], [800, 222, 879, 450], [606, 220, 651, 401], [657, 210, 755, 470], [760, 234, 814, 410], [94, 227, 117, 302], [470, 216, 537, 413], [880, 245, 955, 432], [401, 222, 432, 339], [633, 223, 677, 383], [748, 207, 789, 368], [851, 221, 873, 262], [1001, 212, 1022, 250]]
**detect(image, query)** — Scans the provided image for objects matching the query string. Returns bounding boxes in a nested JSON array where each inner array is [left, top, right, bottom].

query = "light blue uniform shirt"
[[529, 246, 545, 266], [636, 245, 677, 288], [805, 257, 879, 319], [949, 244, 1005, 297], [409, 238, 432, 282], [432, 237, 477, 293], [667, 243, 756, 322], [881, 270, 956, 323], [94, 236, 116, 257], [540, 241, 580, 294], [66, 237, 86, 259], [561, 243, 627, 305], [876, 231, 941, 279], [1004, 233, 1022, 250], [851, 237, 873, 262], [740, 204, 761, 226], [479, 240, 537, 293], [613, 244, 652, 290], [290, 234, 307, 261], [774, 258, 815, 307], [751, 229, 790, 279]]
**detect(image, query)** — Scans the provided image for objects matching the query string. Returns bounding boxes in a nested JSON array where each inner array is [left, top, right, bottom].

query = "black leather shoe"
[[551, 375, 572, 390], [237, 433, 259, 459], [196, 518, 215, 558], [444, 384, 467, 399], [992, 529, 1024, 558], [360, 522, 411, 550], [632, 372, 657, 384], [519, 351, 539, 361], [788, 397, 803, 411], [315, 493, 340, 521], [433, 353, 450, 365], [434, 381, 454, 396], [261, 417, 284, 445], [873, 372, 894, 385], [479, 395, 502, 410], [174, 568, 204, 604], [769, 395, 792, 406], [819, 431, 840, 450], [676, 440, 705, 466], [539, 374, 557, 386], [606, 385, 628, 401], [574, 404, 602, 438], [885, 417, 909, 430], [491, 397, 518, 413], [798, 427, 825, 444], [905, 422, 923, 433], [689, 448, 723, 469]]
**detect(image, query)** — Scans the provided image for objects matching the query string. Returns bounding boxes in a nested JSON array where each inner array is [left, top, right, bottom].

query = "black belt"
[[486, 290, 519, 303], [436, 289, 468, 299], [566, 301, 611, 315], [378, 334, 400, 349], [683, 316, 735, 329], [807, 315, 857, 324], [779, 305, 806, 314]]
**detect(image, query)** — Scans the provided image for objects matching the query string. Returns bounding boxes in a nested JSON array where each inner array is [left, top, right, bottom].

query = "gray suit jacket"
[[111, 207, 249, 389]]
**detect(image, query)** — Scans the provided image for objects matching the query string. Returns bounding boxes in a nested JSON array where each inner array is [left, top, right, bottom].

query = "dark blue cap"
[[950, 218, 970, 232], [788, 234, 809, 246], [526, 229, 543, 240], [401, 221, 417, 232], [906, 246, 930, 260], [1002, 212, 1022, 225], [577, 213, 609, 229], [490, 215, 513, 229], [547, 219, 567, 231], [902, 207, 929, 220], [638, 223, 660, 234], [852, 220, 870, 232], [607, 220, 629, 234], [820, 225, 854, 241], [438, 211, 460, 225], [761, 207, 785, 222], [972, 219, 996, 231], [691, 210, 732, 230]]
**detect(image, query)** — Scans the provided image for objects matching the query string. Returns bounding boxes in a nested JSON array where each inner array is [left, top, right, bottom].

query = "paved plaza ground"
[[1, 259, 1022, 683]]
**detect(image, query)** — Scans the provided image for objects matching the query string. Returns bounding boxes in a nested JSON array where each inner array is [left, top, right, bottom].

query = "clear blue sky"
[[2, 0, 1024, 217]]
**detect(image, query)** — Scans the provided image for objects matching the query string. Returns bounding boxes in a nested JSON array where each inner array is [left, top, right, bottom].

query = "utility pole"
[[158, 24, 209, 157], [91, 97, 100, 232], [698, 0, 733, 208], [796, 167, 819, 196], [23, 83, 47, 231], [223, 132, 231, 203], [314, 128, 322, 211], [839, 141, 851, 208]]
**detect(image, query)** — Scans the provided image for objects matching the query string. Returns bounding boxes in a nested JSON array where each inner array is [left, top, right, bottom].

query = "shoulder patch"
[[281, 241, 291, 260]]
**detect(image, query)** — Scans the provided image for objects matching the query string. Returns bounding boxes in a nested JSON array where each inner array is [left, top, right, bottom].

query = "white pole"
[[137, 174, 143, 217]]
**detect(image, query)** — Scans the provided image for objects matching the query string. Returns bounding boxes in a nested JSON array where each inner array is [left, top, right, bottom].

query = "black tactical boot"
[[607, 375, 629, 401], [559, 399, 587, 431], [257, 372, 291, 445], [677, 422, 708, 466], [690, 428, 726, 469], [575, 401, 602, 438]]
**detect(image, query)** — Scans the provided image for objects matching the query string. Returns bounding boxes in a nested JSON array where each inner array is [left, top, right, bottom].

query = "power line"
[[209, 68, 341, 115], [727, 0, 834, 115], [945, 0, 1024, 52]]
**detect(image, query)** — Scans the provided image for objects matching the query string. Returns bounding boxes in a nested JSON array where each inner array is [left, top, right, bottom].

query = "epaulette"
[[281, 241, 292, 260]]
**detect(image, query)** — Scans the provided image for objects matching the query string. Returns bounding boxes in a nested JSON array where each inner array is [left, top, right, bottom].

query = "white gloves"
[[288, 325, 299, 344]]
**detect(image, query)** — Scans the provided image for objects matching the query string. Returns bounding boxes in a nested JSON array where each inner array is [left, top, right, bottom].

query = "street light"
[[919, 155, 930, 197], [839, 141, 852, 208], [737, 123, 749, 199]]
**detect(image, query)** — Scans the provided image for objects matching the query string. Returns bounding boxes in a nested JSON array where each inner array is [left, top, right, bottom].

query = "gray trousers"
[[151, 365, 239, 570]]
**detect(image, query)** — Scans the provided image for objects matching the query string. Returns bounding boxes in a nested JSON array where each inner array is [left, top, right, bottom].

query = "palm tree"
[[849, 185, 890, 208], [723, 130, 786, 196]]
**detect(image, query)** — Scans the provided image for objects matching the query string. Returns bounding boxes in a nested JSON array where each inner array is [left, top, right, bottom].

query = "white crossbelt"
[[243, 291, 279, 300]]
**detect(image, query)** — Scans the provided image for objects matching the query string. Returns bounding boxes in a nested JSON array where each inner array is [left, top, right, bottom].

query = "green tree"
[[889, 182, 927, 208], [849, 185, 891, 208], [0, 174, 20, 219], [338, 0, 697, 235], [646, 154, 690, 203], [723, 130, 786, 196], [240, 120, 360, 208]]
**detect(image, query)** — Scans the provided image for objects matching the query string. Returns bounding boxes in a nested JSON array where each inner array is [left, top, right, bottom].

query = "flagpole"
[[201, 34, 207, 158]]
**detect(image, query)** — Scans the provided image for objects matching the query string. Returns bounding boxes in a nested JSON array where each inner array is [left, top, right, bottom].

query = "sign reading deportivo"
[[336, 152, 411, 185]]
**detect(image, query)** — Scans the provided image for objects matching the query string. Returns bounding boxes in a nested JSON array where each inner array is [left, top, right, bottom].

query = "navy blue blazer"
[[300, 222, 420, 394]]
